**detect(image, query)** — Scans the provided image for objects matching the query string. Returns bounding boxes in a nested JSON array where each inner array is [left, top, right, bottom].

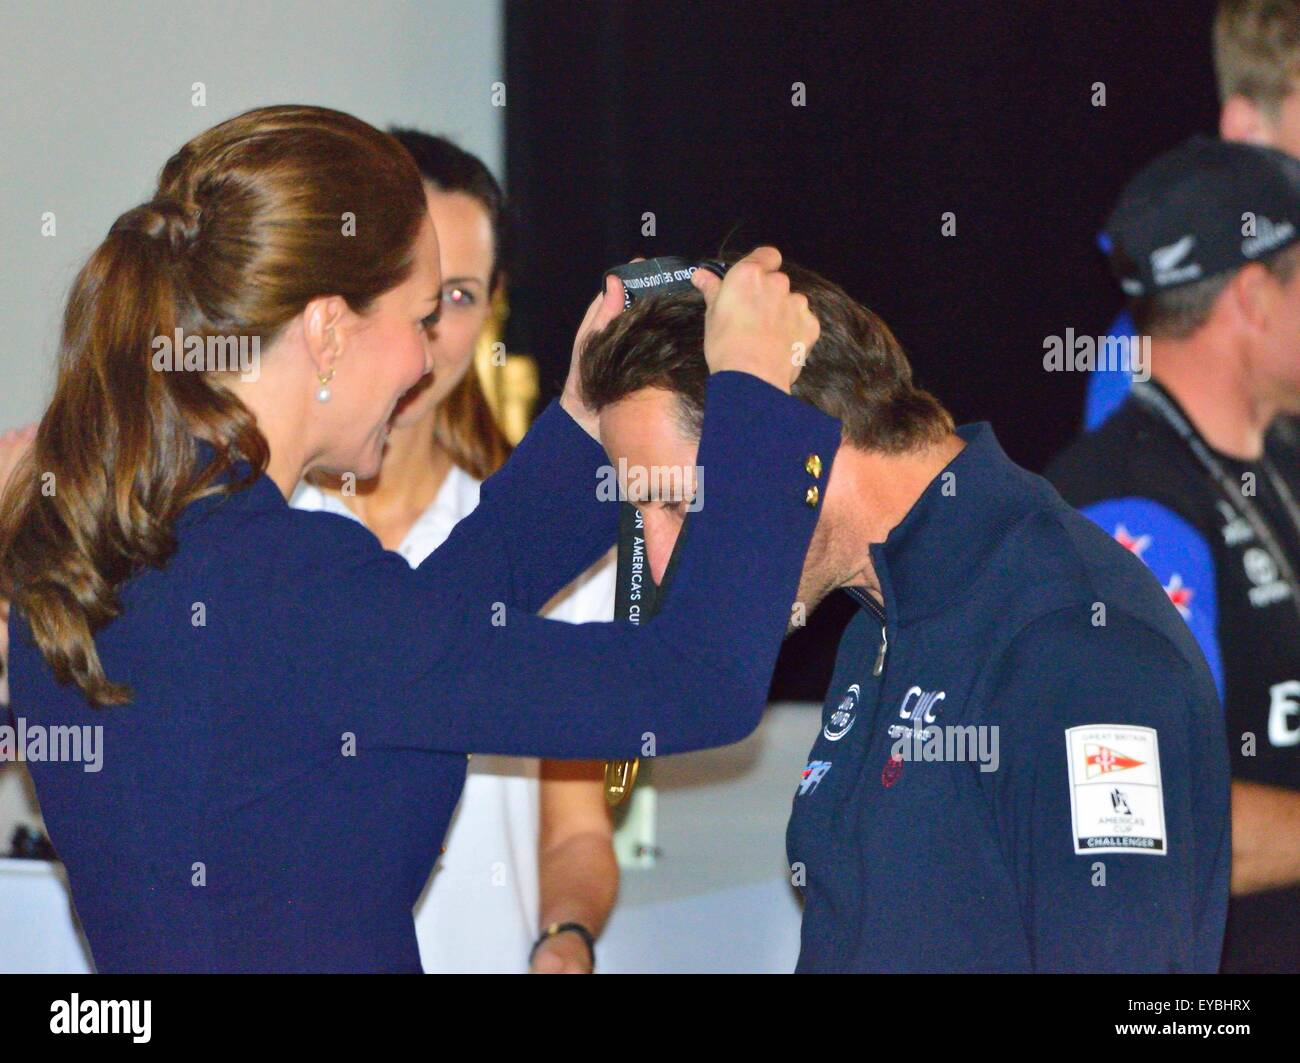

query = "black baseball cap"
[[1101, 135, 1300, 297]]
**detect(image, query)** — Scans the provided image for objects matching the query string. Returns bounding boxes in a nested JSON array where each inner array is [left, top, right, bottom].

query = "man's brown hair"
[[1215, 0, 1300, 111], [579, 259, 953, 452]]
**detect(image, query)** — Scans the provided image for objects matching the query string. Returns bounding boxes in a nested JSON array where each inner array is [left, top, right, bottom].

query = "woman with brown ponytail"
[[0, 104, 832, 973]]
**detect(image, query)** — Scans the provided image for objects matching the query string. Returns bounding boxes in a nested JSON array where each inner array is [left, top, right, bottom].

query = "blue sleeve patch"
[[1083, 309, 1137, 431], [1080, 497, 1223, 700]]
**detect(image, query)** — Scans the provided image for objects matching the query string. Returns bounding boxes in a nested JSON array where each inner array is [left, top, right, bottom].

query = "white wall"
[[0, 0, 504, 429]]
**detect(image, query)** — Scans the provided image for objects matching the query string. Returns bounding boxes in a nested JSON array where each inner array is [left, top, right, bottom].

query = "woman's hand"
[[0, 424, 36, 500], [690, 246, 819, 393], [560, 273, 626, 440]]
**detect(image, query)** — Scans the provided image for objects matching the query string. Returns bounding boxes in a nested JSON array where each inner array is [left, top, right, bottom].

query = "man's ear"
[[302, 295, 347, 378], [1230, 262, 1281, 336], [1221, 94, 1277, 146]]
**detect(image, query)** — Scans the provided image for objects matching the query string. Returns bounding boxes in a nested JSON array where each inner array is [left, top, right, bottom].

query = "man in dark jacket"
[[578, 259, 1232, 973], [1050, 138, 1300, 973]]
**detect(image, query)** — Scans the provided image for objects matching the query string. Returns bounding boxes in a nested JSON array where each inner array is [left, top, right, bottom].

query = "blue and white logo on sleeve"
[[799, 761, 832, 795], [824, 684, 860, 742], [1081, 497, 1224, 700]]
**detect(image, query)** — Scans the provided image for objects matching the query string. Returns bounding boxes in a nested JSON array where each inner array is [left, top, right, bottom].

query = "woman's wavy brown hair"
[[432, 371, 513, 480], [0, 105, 427, 706]]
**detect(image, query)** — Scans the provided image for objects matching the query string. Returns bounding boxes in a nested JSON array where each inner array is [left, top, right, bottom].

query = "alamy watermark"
[[50, 995, 150, 1043], [596, 459, 704, 512], [886, 688, 1000, 772], [152, 327, 260, 381], [1042, 329, 1149, 382], [0, 716, 103, 773]]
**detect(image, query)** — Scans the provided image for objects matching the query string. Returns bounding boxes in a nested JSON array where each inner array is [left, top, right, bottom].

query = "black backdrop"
[[504, 0, 1221, 700]]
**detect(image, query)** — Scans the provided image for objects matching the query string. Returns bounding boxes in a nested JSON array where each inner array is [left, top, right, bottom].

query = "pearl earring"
[[316, 367, 336, 403]]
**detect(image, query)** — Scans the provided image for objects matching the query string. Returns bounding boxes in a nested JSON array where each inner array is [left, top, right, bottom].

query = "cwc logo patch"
[[887, 685, 946, 742], [1066, 725, 1166, 856]]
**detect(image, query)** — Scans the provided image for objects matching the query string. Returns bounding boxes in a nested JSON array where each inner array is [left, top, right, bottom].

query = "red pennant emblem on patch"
[[1085, 743, 1144, 778]]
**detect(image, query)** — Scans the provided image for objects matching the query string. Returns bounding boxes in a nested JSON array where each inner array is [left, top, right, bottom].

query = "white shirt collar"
[[289, 465, 482, 565]]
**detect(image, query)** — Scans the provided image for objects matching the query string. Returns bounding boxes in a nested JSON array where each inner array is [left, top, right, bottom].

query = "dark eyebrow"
[[442, 276, 486, 288]]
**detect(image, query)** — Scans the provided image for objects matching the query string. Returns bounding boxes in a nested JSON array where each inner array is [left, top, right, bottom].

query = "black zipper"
[[845, 586, 888, 677]]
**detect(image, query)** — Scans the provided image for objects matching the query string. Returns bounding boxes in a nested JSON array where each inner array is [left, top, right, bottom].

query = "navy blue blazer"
[[9, 372, 841, 972]]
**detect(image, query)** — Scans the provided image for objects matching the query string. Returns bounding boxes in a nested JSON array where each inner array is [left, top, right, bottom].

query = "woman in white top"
[[293, 131, 617, 974]]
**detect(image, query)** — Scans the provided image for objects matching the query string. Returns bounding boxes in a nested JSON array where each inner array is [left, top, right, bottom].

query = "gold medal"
[[603, 758, 639, 806]]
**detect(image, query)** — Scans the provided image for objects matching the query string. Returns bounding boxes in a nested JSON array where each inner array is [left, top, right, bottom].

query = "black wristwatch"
[[530, 921, 597, 972]]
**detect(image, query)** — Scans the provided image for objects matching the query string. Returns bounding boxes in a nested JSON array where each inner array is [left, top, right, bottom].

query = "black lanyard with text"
[[1130, 381, 1300, 627]]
